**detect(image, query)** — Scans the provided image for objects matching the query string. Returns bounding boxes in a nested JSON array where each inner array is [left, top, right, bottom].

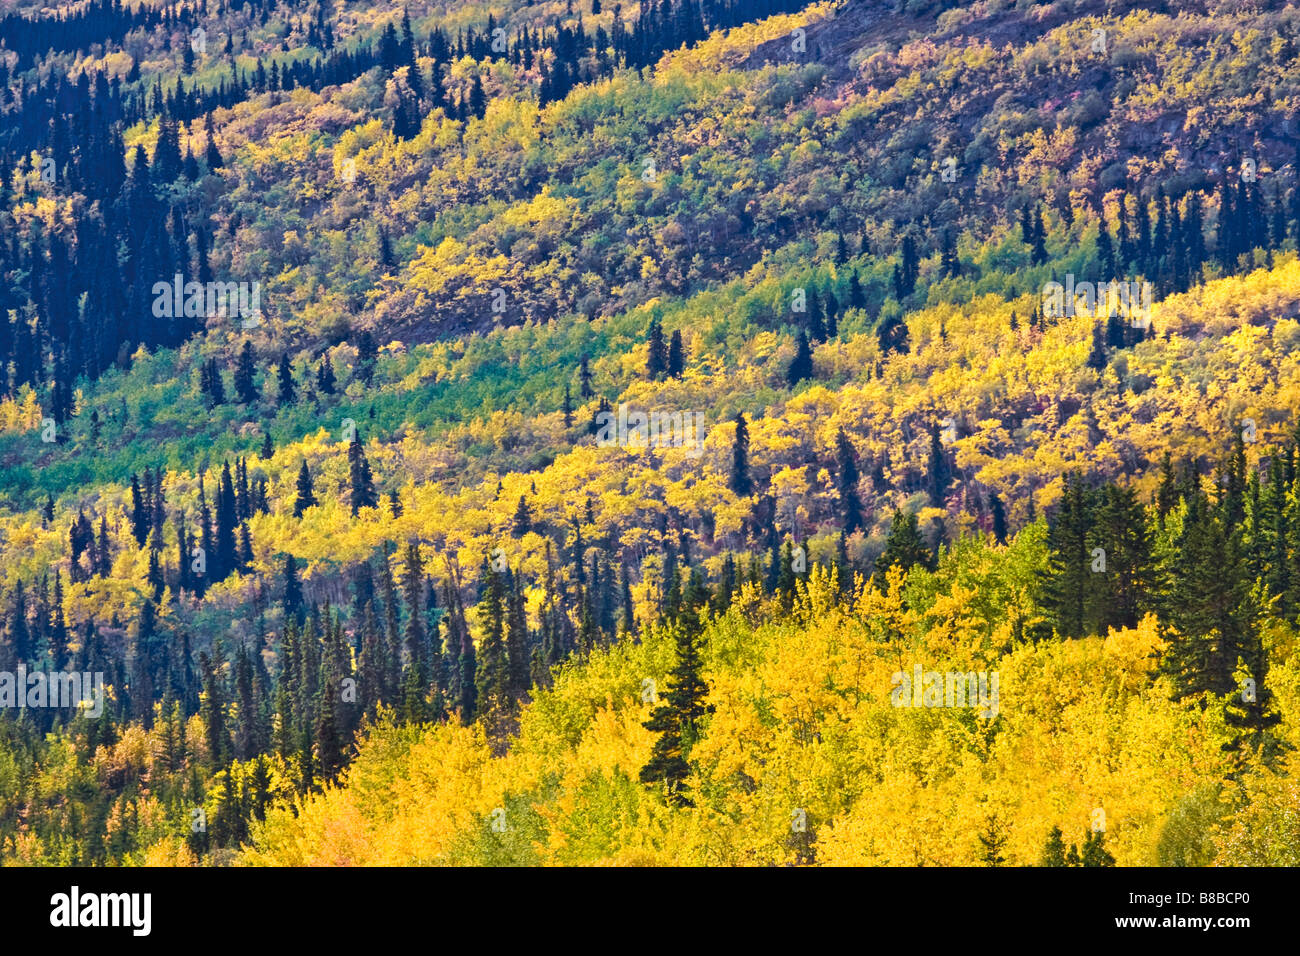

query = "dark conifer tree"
[[941, 228, 959, 277], [1086, 320, 1108, 371], [877, 313, 909, 355], [1040, 826, 1067, 867], [1161, 485, 1262, 703], [293, 460, 317, 517], [1097, 216, 1114, 276], [378, 227, 396, 270], [215, 462, 238, 579], [638, 619, 711, 807], [233, 643, 257, 761], [234, 340, 257, 403], [787, 329, 813, 386], [505, 567, 530, 697], [1156, 452, 1180, 518], [1042, 473, 1094, 639], [824, 289, 840, 338], [152, 117, 183, 183], [130, 474, 149, 546], [729, 412, 753, 498], [646, 316, 667, 380], [355, 330, 378, 387], [96, 517, 112, 576], [775, 539, 797, 611], [1090, 483, 1157, 633], [474, 562, 507, 720], [667, 329, 684, 378], [468, 73, 486, 119], [512, 496, 532, 536], [875, 509, 932, 579], [277, 352, 296, 404], [203, 114, 224, 169], [199, 649, 231, 769], [834, 427, 864, 534], [618, 560, 636, 635], [805, 287, 825, 342], [347, 441, 378, 515], [49, 570, 67, 668], [316, 355, 336, 394], [927, 421, 953, 506], [848, 270, 866, 310], [1080, 829, 1116, 867], [1031, 206, 1048, 264], [989, 493, 1008, 545]]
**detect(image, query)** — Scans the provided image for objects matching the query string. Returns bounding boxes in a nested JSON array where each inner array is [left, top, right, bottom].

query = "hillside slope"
[[0, 0, 1298, 866]]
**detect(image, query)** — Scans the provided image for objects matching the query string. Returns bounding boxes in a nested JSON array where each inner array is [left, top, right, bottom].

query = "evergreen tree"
[[927, 421, 953, 506], [234, 340, 257, 403], [49, 571, 68, 668], [787, 329, 813, 386], [729, 413, 753, 497], [825, 290, 840, 338], [316, 355, 336, 394], [667, 329, 684, 378], [877, 312, 909, 355], [1156, 451, 1180, 517], [201, 358, 227, 406], [834, 427, 864, 535], [775, 538, 797, 611], [1086, 320, 1108, 371], [355, 330, 378, 387], [204, 114, 224, 169], [277, 352, 296, 404], [95, 517, 112, 576], [475, 562, 509, 721], [646, 316, 667, 379], [1223, 652, 1284, 763], [618, 560, 636, 635], [130, 474, 148, 546], [505, 567, 531, 698], [399, 542, 426, 721], [989, 493, 1008, 545], [1097, 216, 1115, 276], [1161, 486, 1260, 701], [848, 270, 866, 310], [1080, 829, 1116, 867], [347, 440, 378, 515], [1039, 826, 1067, 867], [199, 649, 230, 769], [215, 462, 238, 579], [233, 643, 257, 760], [978, 814, 1008, 866], [1042, 473, 1094, 639], [512, 495, 532, 536], [1030, 206, 1048, 263], [293, 460, 317, 517], [638, 621, 711, 807], [1090, 483, 1156, 632], [805, 287, 825, 341], [282, 554, 304, 624], [875, 510, 932, 579]]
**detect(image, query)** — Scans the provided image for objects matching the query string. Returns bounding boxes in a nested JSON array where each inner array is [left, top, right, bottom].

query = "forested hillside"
[[1, 0, 1299, 866]]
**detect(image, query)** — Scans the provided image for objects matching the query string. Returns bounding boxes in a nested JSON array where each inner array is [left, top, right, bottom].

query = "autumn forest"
[[0, 0, 1299, 870]]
